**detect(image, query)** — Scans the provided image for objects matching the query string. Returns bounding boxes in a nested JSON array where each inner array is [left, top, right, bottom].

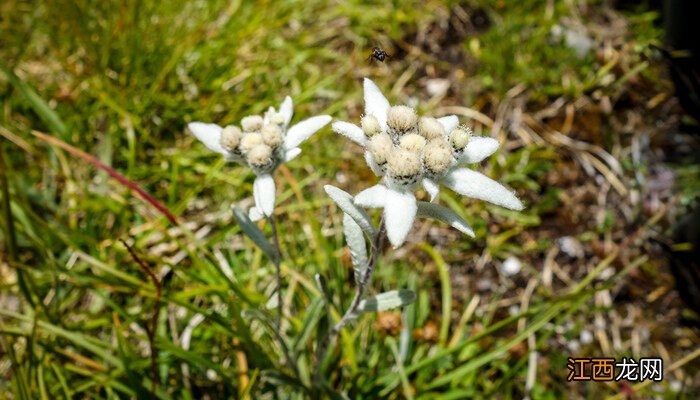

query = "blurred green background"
[[1, 0, 699, 398]]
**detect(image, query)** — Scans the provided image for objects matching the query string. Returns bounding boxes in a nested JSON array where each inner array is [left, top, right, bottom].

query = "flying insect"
[[367, 47, 392, 63]]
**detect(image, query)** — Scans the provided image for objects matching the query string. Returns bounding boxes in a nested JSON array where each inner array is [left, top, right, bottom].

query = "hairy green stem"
[[314, 217, 386, 389], [332, 217, 385, 334], [268, 214, 283, 330]]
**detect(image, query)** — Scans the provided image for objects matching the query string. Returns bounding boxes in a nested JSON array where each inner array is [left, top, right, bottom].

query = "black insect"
[[367, 47, 392, 63]]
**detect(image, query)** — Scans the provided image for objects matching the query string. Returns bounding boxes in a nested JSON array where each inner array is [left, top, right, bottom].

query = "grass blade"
[[0, 64, 67, 137], [30, 130, 178, 225]]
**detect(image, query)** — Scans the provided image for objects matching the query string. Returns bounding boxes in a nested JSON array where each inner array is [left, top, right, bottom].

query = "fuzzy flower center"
[[361, 114, 381, 137], [223, 113, 288, 174], [386, 105, 418, 140], [220, 126, 243, 153], [449, 126, 471, 151], [362, 106, 472, 190]]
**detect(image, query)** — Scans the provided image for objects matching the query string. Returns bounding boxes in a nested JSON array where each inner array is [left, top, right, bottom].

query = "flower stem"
[[332, 217, 385, 334], [268, 214, 283, 330], [314, 218, 385, 387]]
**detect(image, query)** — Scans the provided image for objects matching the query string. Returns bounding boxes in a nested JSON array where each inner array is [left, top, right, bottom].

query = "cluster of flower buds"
[[218, 114, 286, 175], [362, 105, 473, 190]]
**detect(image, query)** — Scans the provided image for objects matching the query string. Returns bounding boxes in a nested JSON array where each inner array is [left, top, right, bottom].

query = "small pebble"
[[580, 330, 594, 344], [501, 256, 522, 276]]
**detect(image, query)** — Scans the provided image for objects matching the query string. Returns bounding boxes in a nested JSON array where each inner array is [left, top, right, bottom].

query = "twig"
[[121, 239, 162, 399], [605, 346, 700, 400], [232, 338, 250, 398]]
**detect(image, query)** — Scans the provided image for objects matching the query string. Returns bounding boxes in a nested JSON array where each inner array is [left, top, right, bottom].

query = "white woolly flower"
[[189, 96, 331, 219], [332, 78, 524, 248]]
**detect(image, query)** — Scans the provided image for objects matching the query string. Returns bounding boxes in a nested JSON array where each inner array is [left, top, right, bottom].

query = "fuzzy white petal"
[[188, 122, 226, 154], [364, 78, 390, 131], [441, 168, 524, 210], [354, 184, 388, 208], [284, 147, 301, 162], [458, 137, 500, 164], [437, 115, 459, 135], [284, 115, 331, 150], [249, 206, 264, 222], [384, 189, 418, 248], [332, 121, 367, 146], [263, 106, 275, 126], [422, 178, 440, 202], [253, 174, 276, 216], [416, 202, 475, 237], [279, 96, 293, 127]]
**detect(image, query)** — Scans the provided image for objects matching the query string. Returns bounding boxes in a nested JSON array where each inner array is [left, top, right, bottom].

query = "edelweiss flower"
[[332, 78, 524, 247], [189, 97, 331, 219]]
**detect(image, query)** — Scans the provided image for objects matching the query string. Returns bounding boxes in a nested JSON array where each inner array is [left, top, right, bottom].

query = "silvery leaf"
[[343, 213, 368, 284], [416, 201, 475, 237], [356, 289, 416, 314], [232, 206, 275, 261], [324, 185, 375, 236]]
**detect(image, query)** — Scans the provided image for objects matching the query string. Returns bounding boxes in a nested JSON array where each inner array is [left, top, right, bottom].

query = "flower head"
[[189, 96, 331, 219], [332, 78, 524, 247]]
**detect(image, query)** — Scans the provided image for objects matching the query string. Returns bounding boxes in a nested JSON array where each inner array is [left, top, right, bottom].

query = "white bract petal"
[[284, 147, 301, 162], [188, 122, 226, 154], [441, 168, 524, 210], [458, 137, 500, 164], [422, 178, 440, 202], [253, 174, 276, 216], [354, 184, 388, 208], [263, 106, 275, 126], [284, 115, 331, 150], [279, 96, 294, 127], [364, 78, 390, 131], [384, 189, 418, 248], [437, 115, 459, 135], [416, 202, 475, 237], [332, 121, 367, 146], [249, 206, 264, 222]]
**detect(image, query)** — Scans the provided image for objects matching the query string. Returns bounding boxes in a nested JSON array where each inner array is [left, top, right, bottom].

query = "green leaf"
[[232, 206, 275, 261], [324, 185, 375, 236], [427, 305, 562, 389], [157, 339, 231, 379], [343, 212, 368, 284], [293, 297, 324, 353], [420, 244, 451, 345], [314, 273, 332, 304], [356, 290, 416, 314]]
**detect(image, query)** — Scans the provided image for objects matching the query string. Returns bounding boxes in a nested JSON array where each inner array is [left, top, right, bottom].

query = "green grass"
[[2, 0, 694, 398]]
